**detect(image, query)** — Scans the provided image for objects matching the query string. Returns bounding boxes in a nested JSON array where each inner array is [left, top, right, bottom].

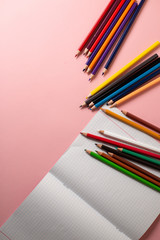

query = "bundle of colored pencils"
[[80, 117, 160, 191], [76, 0, 146, 80], [80, 42, 160, 109]]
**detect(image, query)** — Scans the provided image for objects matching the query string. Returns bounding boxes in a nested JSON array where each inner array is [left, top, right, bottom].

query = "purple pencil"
[[83, 0, 130, 72], [84, 0, 121, 55], [89, 2, 137, 80]]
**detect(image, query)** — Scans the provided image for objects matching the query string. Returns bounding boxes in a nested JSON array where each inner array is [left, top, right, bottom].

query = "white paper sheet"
[[1, 107, 160, 240]]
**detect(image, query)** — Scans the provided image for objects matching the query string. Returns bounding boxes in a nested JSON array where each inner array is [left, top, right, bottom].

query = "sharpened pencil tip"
[[75, 50, 80, 58], [102, 68, 107, 75]]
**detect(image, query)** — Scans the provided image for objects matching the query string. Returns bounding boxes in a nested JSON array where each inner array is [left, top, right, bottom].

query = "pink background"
[[0, 0, 160, 238]]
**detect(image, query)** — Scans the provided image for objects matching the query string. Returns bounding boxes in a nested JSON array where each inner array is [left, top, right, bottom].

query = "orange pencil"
[[101, 108, 160, 141], [87, 0, 135, 72]]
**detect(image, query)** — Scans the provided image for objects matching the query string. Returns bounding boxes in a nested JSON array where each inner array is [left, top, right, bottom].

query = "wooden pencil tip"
[[117, 148, 122, 151], [87, 51, 92, 57], [83, 48, 88, 55], [87, 93, 92, 98], [91, 105, 96, 111], [95, 143, 102, 148], [86, 68, 91, 73], [83, 65, 88, 72], [89, 102, 94, 107], [108, 100, 113, 105], [98, 130, 104, 134], [75, 50, 80, 58], [108, 152, 113, 156], [101, 108, 106, 113], [102, 68, 107, 75], [85, 149, 91, 154], [79, 102, 87, 108], [110, 103, 116, 108], [80, 132, 87, 137], [121, 110, 127, 115]]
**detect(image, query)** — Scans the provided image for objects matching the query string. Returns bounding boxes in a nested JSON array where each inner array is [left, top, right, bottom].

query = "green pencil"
[[85, 149, 160, 192], [117, 148, 160, 166]]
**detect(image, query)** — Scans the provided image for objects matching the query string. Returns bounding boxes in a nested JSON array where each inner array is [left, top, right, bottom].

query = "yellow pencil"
[[87, 0, 135, 72], [101, 108, 160, 141], [87, 41, 160, 97], [110, 77, 160, 108]]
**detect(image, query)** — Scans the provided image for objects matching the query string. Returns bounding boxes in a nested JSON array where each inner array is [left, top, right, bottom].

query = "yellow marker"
[[88, 41, 160, 97], [88, 0, 135, 71]]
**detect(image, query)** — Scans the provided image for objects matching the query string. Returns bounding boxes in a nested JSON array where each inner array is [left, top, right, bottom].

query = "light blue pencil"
[[91, 63, 160, 110]]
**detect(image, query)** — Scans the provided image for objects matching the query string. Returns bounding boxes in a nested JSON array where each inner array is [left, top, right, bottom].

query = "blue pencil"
[[83, 0, 130, 72], [91, 63, 160, 110], [107, 69, 160, 105], [103, 0, 146, 75]]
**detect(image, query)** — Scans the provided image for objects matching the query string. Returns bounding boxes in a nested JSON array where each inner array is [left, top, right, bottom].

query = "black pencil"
[[95, 143, 160, 170], [80, 54, 158, 108]]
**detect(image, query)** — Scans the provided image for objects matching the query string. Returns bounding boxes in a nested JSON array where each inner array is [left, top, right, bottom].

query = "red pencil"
[[75, 0, 115, 57], [80, 132, 160, 159], [87, 0, 126, 57]]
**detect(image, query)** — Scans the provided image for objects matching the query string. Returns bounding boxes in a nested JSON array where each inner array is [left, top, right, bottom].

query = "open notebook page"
[[0, 107, 160, 240]]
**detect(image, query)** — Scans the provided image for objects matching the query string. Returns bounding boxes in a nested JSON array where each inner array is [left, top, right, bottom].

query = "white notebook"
[[0, 106, 160, 240]]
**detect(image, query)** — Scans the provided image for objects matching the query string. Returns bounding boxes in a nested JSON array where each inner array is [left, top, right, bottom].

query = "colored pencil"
[[121, 110, 160, 133], [87, 0, 128, 57], [80, 132, 160, 159], [110, 76, 160, 107], [89, 2, 137, 81], [91, 63, 160, 109], [87, 0, 135, 73], [87, 41, 160, 97], [103, 0, 146, 73], [107, 152, 160, 182], [94, 57, 160, 106], [108, 69, 160, 105], [117, 148, 160, 166], [75, 0, 115, 57], [101, 108, 160, 141], [83, 0, 131, 72], [97, 151, 160, 187], [85, 150, 160, 192], [84, 0, 122, 55], [80, 54, 158, 108], [97, 143, 160, 170], [98, 130, 160, 153]]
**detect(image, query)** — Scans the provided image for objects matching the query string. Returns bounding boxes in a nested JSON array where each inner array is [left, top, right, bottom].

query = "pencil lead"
[[79, 102, 87, 108], [91, 105, 96, 111], [83, 65, 88, 72], [102, 68, 107, 75], [89, 74, 94, 81], [75, 50, 80, 58], [80, 132, 87, 136], [121, 110, 127, 115]]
